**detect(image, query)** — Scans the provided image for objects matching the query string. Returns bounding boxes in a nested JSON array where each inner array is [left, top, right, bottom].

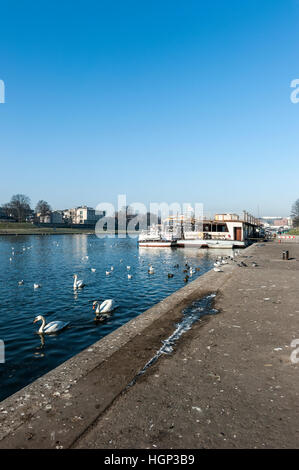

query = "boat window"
[[202, 223, 228, 232], [217, 224, 229, 232]]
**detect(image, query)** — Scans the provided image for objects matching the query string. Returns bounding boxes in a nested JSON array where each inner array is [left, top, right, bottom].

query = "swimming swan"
[[92, 299, 117, 314], [33, 315, 69, 334], [73, 274, 85, 289]]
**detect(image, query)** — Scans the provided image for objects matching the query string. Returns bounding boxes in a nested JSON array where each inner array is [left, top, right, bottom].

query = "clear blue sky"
[[1, 0, 299, 216]]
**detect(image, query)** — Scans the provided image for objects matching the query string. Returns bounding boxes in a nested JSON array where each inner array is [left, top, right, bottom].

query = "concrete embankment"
[[1, 241, 299, 449]]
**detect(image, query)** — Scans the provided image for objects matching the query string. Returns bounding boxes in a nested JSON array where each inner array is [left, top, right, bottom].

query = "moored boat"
[[138, 211, 262, 249], [176, 212, 261, 248], [138, 224, 178, 247]]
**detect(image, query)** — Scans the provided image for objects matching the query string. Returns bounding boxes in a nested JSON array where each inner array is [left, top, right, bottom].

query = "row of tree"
[[1, 194, 51, 222], [1, 196, 161, 228]]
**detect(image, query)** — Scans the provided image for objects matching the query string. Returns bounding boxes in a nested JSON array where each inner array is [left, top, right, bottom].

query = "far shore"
[[0, 223, 137, 236]]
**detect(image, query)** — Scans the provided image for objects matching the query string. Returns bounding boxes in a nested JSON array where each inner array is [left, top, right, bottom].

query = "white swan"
[[73, 274, 85, 289], [93, 299, 116, 314], [34, 315, 69, 334]]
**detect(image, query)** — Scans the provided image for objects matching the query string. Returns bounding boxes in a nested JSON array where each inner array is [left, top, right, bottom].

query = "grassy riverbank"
[[0, 223, 94, 235], [0, 222, 136, 236]]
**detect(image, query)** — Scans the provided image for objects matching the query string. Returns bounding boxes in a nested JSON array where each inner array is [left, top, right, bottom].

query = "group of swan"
[[33, 298, 117, 334], [33, 272, 118, 334], [33, 252, 219, 336], [31, 252, 237, 336]]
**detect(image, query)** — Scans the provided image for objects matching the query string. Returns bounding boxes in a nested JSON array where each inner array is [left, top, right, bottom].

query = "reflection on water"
[[73, 234, 88, 258], [0, 234, 231, 402]]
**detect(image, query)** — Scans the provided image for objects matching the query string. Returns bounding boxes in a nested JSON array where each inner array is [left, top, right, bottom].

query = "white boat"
[[138, 224, 178, 247], [176, 212, 261, 248], [138, 211, 262, 249], [176, 239, 235, 249]]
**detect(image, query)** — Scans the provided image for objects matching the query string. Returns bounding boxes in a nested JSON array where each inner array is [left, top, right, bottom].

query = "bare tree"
[[6, 194, 32, 222], [35, 200, 52, 216], [291, 199, 299, 227]]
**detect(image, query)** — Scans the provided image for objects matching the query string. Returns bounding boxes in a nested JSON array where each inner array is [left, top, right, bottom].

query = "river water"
[[0, 234, 230, 402]]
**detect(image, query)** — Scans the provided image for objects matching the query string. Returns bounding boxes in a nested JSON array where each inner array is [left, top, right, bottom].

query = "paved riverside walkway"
[[1, 241, 299, 448]]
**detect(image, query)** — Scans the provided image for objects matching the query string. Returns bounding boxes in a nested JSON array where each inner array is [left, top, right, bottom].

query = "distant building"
[[38, 213, 51, 224], [273, 217, 289, 227], [62, 208, 76, 223], [51, 211, 63, 224], [36, 211, 63, 224], [75, 206, 96, 224], [261, 216, 292, 229], [62, 206, 105, 225]]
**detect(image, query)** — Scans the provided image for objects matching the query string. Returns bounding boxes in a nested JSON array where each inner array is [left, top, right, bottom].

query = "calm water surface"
[[0, 234, 231, 402]]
